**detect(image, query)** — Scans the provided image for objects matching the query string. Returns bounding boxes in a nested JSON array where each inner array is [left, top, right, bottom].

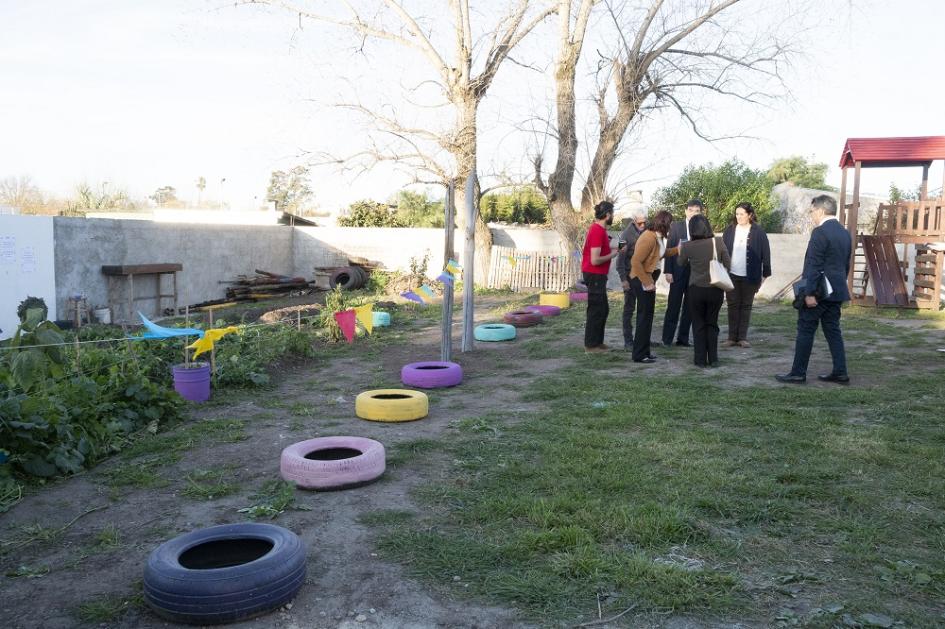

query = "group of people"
[[580, 195, 851, 383]]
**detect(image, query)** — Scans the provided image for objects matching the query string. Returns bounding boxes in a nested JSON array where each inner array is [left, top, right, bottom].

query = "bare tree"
[[535, 0, 795, 251], [0, 175, 42, 212], [242, 0, 555, 280]]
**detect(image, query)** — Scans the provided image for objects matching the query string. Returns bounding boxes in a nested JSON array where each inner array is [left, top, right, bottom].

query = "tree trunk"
[[452, 95, 492, 286], [580, 98, 638, 213]]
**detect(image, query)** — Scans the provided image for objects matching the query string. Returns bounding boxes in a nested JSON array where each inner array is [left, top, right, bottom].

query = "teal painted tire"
[[474, 323, 516, 342], [373, 311, 391, 327]]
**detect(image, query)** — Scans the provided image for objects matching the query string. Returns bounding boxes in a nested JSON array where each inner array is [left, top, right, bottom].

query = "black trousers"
[[630, 270, 659, 361], [725, 275, 760, 342], [790, 301, 847, 377], [688, 285, 724, 366], [583, 272, 609, 348], [622, 286, 637, 344], [662, 267, 692, 345]]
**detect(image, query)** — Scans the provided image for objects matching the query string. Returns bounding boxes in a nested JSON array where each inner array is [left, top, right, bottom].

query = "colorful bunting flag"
[[334, 309, 357, 343], [508, 255, 517, 268], [401, 290, 424, 304], [418, 284, 436, 300], [436, 271, 454, 285], [137, 312, 203, 339], [187, 326, 240, 359], [354, 304, 374, 335], [446, 259, 462, 275]]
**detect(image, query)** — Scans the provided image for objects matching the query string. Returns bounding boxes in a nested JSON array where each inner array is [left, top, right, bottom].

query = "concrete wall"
[[2, 217, 817, 334], [53, 218, 293, 322]]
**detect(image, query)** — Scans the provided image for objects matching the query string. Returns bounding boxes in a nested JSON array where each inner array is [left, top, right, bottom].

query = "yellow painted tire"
[[355, 389, 429, 422], [539, 292, 571, 309]]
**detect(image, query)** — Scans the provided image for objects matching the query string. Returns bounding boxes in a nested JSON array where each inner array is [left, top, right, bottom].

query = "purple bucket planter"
[[172, 362, 211, 402], [401, 361, 463, 389], [570, 292, 589, 302]]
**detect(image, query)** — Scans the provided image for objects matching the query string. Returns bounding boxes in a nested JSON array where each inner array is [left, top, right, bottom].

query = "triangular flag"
[[334, 309, 357, 343], [418, 284, 435, 300], [436, 271, 453, 285], [137, 312, 203, 339], [401, 290, 424, 304], [187, 326, 240, 359], [446, 259, 462, 274], [508, 255, 517, 268], [354, 304, 374, 335]]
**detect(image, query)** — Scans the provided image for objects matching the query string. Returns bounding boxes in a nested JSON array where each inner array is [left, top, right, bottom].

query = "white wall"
[[0, 216, 57, 339]]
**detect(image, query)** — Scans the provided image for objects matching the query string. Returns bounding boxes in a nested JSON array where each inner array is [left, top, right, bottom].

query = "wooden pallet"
[[860, 235, 910, 306]]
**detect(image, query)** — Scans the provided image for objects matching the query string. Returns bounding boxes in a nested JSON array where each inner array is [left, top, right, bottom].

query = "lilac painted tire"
[[503, 310, 543, 328], [280, 436, 385, 490], [401, 361, 463, 389], [570, 292, 588, 302], [523, 305, 561, 317]]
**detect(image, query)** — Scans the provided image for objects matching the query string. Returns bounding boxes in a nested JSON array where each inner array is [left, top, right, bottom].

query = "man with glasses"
[[616, 211, 648, 351]]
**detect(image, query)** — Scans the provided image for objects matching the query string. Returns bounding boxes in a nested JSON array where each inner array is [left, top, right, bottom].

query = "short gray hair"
[[811, 194, 837, 215]]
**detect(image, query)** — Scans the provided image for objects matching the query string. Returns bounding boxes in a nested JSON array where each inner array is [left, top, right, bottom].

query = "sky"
[[1, 0, 943, 214]]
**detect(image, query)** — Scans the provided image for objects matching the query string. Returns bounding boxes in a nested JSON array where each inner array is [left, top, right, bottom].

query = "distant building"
[[0, 205, 19, 215]]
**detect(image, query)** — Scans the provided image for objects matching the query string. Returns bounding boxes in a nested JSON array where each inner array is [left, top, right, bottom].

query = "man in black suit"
[[777, 195, 852, 384], [661, 199, 703, 347], [616, 211, 648, 350]]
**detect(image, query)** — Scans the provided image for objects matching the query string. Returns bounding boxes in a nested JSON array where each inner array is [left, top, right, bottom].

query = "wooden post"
[[848, 161, 862, 296], [838, 166, 848, 225], [208, 308, 216, 375], [441, 182, 455, 362], [460, 172, 476, 352], [184, 305, 190, 367], [297, 309, 301, 331], [920, 163, 929, 201]]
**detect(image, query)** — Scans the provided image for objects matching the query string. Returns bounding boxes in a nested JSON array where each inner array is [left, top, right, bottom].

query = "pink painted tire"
[[401, 361, 463, 389], [280, 436, 385, 490], [503, 310, 543, 328], [570, 292, 588, 302], [523, 305, 561, 317]]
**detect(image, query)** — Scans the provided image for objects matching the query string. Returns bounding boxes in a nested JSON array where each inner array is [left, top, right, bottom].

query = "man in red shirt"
[[582, 201, 624, 352]]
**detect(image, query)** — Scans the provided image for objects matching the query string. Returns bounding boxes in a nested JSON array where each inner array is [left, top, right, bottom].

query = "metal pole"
[[461, 172, 476, 352], [441, 182, 456, 362]]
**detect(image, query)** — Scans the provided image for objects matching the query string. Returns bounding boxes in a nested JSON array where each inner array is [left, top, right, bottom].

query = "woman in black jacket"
[[721, 202, 771, 348]]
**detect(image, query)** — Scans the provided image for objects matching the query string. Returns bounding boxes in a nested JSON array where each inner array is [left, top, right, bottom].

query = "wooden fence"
[[487, 245, 581, 292]]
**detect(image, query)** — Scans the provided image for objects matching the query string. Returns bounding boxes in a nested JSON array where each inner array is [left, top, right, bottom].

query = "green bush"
[[337, 200, 405, 227], [481, 186, 549, 224], [653, 159, 781, 233]]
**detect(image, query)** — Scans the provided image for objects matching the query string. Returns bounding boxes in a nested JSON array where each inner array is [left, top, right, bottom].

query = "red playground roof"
[[839, 136, 945, 168]]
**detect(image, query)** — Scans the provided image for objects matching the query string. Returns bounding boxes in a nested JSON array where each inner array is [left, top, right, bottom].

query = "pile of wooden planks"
[[223, 269, 312, 301]]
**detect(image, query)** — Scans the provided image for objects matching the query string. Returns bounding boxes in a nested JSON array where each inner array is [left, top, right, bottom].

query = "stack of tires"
[[328, 266, 369, 291]]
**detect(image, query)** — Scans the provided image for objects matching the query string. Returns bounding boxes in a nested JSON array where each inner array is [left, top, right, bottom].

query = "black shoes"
[[775, 373, 807, 384], [635, 357, 657, 364], [818, 373, 850, 384]]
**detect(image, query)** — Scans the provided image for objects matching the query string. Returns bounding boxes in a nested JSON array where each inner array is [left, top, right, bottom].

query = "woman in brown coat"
[[677, 214, 731, 367], [629, 210, 678, 363]]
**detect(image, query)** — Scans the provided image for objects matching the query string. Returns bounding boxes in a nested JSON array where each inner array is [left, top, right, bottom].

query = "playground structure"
[[838, 136, 945, 308]]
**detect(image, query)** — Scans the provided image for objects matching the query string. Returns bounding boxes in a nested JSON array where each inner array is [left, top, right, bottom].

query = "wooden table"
[[101, 263, 182, 323]]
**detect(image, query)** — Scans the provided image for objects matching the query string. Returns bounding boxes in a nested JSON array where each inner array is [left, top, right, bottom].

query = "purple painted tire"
[[280, 436, 385, 490], [523, 305, 561, 317], [570, 292, 588, 302], [401, 361, 463, 389], [503, 310, 543, 328]]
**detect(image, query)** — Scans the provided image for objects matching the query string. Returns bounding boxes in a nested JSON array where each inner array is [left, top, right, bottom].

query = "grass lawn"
[[367, 300, 945, 627]]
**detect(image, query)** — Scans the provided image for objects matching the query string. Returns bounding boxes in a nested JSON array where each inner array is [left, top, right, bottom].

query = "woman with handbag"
[[721, 202, 771, 347], [677, 214, 732, 367]]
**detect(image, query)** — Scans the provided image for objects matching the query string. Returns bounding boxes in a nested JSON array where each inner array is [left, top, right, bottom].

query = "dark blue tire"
[[143, 523, 306, 625]]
